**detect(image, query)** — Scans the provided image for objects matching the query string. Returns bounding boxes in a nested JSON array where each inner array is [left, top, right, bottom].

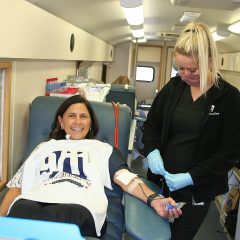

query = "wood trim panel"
[[0, 62, 11, 191]]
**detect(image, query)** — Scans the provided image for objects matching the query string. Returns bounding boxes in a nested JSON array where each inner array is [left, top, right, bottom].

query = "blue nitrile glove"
[[165, 172, 193, 191], [147, 149, 166, 175]]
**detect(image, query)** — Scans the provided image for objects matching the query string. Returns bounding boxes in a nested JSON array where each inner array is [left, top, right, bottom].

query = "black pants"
[[170, 201, 211, 240], [7, 199, 107, 238]]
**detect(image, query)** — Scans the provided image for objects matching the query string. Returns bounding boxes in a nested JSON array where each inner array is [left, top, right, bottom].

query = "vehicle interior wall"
[[220, 71, 240, 90], [1, 0, 113, 62], [217, 35, 240, 53], [8, 60, 77, 179], [165, 47, 175, 85], [135, 61, 159, 103], [216, 39, 240, 90], [135, 46, 161, 103], [107, 42, 130, 84], [89, 62, 104, 82]]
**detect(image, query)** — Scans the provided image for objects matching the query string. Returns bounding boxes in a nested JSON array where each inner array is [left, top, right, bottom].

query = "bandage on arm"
[[127, 178, 144, 194], [114, 169, 158, 204], [114, 169, 143, 194]]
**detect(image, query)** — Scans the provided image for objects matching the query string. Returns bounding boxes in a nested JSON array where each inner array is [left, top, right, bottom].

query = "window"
[[0, 62, 11, 191], [136, 66, 155, 82]]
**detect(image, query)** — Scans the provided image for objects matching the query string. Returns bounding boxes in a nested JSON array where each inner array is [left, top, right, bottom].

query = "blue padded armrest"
[[124, 180, 171, 240]]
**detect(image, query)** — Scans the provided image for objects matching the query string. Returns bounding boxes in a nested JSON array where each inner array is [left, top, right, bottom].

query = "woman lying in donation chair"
[[0, 95, 182, 238]]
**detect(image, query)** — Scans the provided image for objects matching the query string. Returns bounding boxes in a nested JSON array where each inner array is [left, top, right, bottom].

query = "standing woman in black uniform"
[[142, 22, 240, 240]]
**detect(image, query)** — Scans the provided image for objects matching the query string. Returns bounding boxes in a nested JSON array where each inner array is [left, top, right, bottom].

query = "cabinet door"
[[233, 52, 240, 72], [219, 53, 234, 71]]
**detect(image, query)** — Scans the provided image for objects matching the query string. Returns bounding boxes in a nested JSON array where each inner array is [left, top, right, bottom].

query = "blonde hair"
[[112, 75, 130, 85], [174, 22, 220, 93]]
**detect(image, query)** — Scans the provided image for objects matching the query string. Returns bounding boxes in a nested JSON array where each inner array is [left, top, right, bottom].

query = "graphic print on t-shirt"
[[38, 149, 91, 189], [9, 139, 114, 237]]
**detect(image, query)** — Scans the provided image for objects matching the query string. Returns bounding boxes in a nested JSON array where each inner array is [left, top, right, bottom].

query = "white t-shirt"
[[7, 139, 114, 236]]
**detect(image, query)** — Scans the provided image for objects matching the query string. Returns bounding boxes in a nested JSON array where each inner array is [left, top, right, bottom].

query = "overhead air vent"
[[156, 32, 180, 38], [170, 0, 240, 10], [156, 32, 180, 41], [169, 0, 191, 6]]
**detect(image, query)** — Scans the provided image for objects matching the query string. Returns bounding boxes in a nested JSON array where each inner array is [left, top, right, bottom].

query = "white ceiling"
[[26, 0, 240, 49]]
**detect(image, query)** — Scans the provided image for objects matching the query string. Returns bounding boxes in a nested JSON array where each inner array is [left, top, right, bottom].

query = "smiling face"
[[58, 103, 91, 140]]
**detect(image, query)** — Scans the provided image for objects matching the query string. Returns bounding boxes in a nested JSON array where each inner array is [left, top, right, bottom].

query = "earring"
[[61, 125, 63, 130]]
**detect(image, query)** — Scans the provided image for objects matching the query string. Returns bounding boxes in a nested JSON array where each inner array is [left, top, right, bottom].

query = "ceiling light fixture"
[[131, 25, 144, 38], [120, 0, 144, 26], [228, 20, 240, 34], [179, 11, 201, 23], [212, 32, 226, 41], [212, 29, 230, 41]]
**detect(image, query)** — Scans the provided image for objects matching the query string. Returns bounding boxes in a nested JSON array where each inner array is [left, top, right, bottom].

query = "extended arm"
[[0, 187, 21, 216], [113, 169, 181, 219]]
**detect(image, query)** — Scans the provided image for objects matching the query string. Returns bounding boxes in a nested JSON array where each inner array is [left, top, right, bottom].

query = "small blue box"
[[0, 216, 85, 240]]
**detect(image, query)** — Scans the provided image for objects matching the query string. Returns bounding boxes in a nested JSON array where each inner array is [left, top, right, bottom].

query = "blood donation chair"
[[106, 84, 136, 118], [24, 96, 130, 240], [24, 96, 170, 240]]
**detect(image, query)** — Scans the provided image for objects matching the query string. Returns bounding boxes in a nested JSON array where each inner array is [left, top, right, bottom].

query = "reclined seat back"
[[106, 84, 136, 117]]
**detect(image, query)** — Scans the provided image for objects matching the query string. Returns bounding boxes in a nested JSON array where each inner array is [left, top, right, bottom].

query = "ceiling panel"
[[26, 0, 240, 48]]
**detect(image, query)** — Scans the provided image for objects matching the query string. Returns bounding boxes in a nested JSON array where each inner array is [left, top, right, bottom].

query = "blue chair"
[[106, 84, 136, 118]]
